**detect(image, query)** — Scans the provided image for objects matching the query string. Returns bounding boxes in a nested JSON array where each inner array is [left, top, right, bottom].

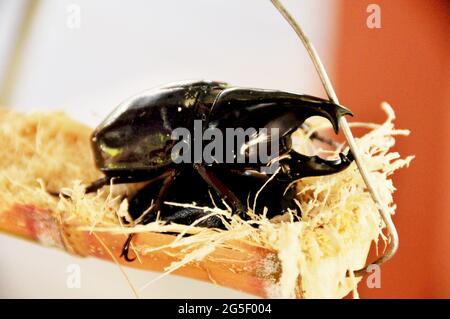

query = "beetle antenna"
[[270, 0, 399, 276]]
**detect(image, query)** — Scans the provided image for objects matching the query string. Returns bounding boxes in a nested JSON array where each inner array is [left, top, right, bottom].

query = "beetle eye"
[[102, 127, 132, 148]]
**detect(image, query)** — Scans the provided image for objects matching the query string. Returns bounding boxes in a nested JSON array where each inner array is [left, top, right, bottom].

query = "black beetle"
[[84, 80, 353, 261]]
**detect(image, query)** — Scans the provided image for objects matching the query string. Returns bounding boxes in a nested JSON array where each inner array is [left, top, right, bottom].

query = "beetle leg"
[[120, 169, 178, 262], [220, 168, 298, 218], [85, 176, 111, 193], [46, 176, 111, 198], [164, 207, 225, 229], [120, 234, 136, 262], [193, 164, 246, 216], [85, 172, 174, 194]]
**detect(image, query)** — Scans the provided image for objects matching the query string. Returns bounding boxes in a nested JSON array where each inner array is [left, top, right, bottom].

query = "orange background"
[[335, 0, 449, 298]]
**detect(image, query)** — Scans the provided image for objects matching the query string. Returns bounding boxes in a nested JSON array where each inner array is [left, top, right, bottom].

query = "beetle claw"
[[280, 149, 354, 180], [120, 234, 136, 262]]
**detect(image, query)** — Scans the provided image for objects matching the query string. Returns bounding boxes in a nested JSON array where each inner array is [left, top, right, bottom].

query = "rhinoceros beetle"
[[83, 80, 353, 261]]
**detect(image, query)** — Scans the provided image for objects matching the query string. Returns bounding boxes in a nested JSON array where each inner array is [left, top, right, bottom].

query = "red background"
[[335, 0, 449, 298]]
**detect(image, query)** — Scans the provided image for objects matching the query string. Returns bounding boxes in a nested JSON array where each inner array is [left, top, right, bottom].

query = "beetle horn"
[[210, 88, 353, 135], [309, 101, 353, 134]]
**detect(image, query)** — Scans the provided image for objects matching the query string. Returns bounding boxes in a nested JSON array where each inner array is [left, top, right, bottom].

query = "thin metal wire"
[[270, 0, 398, 276]]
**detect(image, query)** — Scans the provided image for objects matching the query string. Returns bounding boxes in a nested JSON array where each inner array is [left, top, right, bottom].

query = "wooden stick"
[[0, 202, 280, 298]]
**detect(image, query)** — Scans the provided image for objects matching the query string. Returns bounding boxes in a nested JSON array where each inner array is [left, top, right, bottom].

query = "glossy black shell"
[[91, 81, 227, 174], [91, 80, 351, 177]]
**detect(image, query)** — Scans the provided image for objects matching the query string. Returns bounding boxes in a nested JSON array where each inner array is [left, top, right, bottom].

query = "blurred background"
[[0, 0, 448, 298]]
